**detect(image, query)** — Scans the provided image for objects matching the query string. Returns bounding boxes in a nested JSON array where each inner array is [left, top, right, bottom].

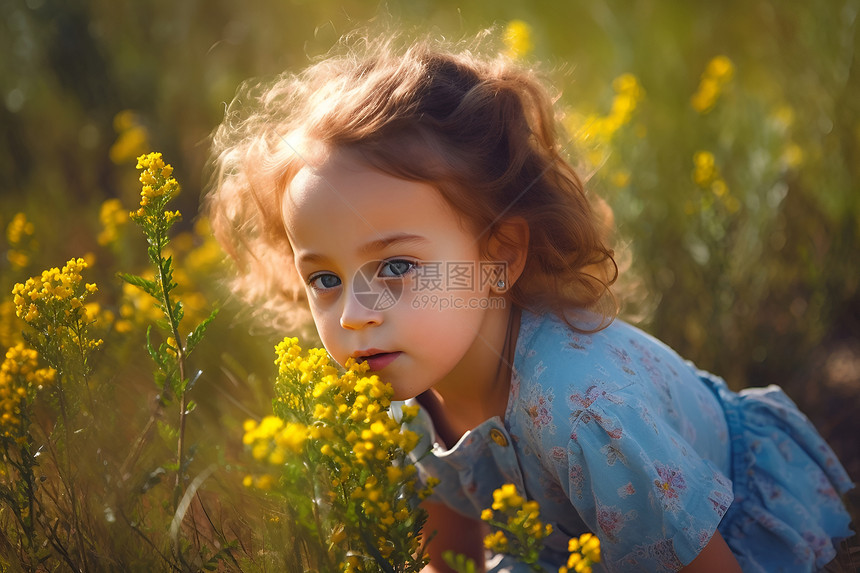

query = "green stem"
[[154, 241, 188, 511]]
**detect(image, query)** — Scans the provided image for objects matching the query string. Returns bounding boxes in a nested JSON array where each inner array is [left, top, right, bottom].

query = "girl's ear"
[[486, 217, 529, 290]]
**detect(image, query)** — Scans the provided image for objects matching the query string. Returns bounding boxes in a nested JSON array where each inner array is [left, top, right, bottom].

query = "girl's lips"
[[362, 352, 402, 371]]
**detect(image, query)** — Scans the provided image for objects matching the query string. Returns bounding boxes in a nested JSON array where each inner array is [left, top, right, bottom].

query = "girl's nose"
[[339, 286, 383, 330]]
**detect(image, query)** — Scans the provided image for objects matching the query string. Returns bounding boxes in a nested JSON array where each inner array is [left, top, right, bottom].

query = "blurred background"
[[1, 0, 858, 534]]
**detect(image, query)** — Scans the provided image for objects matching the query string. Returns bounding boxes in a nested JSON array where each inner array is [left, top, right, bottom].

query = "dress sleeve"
[[544, 384, 734, 572]]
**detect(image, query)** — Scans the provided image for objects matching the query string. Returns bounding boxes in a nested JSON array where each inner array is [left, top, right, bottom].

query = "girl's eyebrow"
[[296, 233, 428, 266], [359, 233, 428, 255]]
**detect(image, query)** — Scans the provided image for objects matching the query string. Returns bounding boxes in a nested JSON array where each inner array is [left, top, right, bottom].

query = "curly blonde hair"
[[205, 30, 617, 332]]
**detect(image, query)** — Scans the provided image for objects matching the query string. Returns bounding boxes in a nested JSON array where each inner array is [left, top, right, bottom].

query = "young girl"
[[205, 31, 854, 572]]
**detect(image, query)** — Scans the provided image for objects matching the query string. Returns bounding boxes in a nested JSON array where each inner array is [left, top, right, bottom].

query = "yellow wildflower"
[[252, 337, 430, 567], [492, 483, 524, 511], [400, 403, 420, 420], [97, 198, 129, 246], [503, 20, 534, 59], [691, 55, 735, 113], [109, 110, 149, 164], [571, 73, 643, 155], [12, 258, 97, 330], [132, 153, 180, 218], [0, 344, 55, 440], [484, 530, 509, 552], [5, 212, 37, 270], [6, 212, 34, 247], [706, 55, 734, 82], [274, 421, 308, 453], [692, 150, 716, 186], [560, 532, 601, 573]]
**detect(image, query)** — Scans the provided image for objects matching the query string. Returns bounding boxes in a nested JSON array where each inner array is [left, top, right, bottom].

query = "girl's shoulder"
[[516, 309, 689, 372], [511, 308, 704, 403]]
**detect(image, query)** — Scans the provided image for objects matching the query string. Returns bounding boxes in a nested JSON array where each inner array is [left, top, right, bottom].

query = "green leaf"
[[157, 420, 179, 445], [442, 551, 477, 573], [145, 327, 166, 372], [186, 308, 219, 355], [171, 300, 184, 324], [118, 272, 160, 299], [160, 257, 174, 285], [147, 245, 160, 264]]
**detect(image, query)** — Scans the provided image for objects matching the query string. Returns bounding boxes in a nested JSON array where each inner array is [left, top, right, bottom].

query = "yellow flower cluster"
[[243, 337, 431, 571], [5, 212, 37, 270], [5, 213, 33, 246], [480, 484, 600, 573], [570, 73, 644, 168], [692, 150, 717, 187], [11, 258, 104, 360], [132, 152, 181, 223], [109, 110, 149, 164], [691, 151, 740, 214], [481, 484, 553, 563], [504, 20, 534, 59], [559, 533, 601, 573], [97, 198, 129, 246], [579, 74, 644, 144], [13, 258, 97, 322], [0, 344, 55, 441], [691, 55, 734, 114], [244, 417, 308, 466]]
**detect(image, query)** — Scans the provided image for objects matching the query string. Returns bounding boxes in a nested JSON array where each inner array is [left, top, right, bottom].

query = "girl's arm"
[[420, 500, 486, 573], [679, 531, 742, 573]]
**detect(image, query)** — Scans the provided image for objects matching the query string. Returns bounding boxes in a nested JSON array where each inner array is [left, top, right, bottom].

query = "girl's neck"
[[419, 305, 521, 447]]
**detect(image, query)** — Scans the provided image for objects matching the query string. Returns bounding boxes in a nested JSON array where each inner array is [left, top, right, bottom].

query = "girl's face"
[[283, 149, 508, 401]]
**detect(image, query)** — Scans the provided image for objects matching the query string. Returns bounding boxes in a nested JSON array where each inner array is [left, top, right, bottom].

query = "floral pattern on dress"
[[568, 382, 624, 440], [624, 538, 683, 571], [596, 503, 635, 542], [521, 383, 555, 439], [652, 463, 686, 513], [617, 482, 636, 498], [707, 482, 733, 515], [601, 442, 628, 467], [607, 344, 637, 376], [568, 463, 585, 500], [565, 331, 593, 352]]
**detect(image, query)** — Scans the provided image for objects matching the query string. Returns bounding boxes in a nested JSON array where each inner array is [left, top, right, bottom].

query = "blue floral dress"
[[400, 310, 854, 572]]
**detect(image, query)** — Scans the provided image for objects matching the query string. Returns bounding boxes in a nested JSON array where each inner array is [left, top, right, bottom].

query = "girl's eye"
[[308, 272, 341, 291], [378, 258, 417, 278]]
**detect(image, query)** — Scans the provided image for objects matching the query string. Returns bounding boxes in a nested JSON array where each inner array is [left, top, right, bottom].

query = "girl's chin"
[[391, 388, 420, 402], [390, 382, 433, 402]]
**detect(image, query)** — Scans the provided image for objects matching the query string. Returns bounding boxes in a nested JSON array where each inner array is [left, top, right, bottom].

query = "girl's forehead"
[[286, 148, 431, 213], [283, 150, 475, 240], [286, 148, 382, 202]]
